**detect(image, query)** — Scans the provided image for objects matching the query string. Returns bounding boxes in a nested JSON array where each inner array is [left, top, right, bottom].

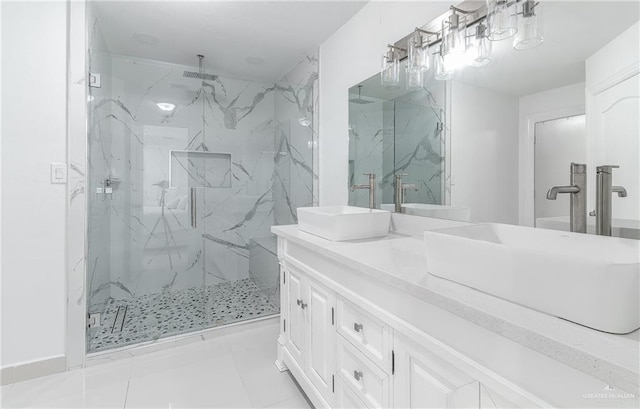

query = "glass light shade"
[[442, 16, 467, 71], [407, 32, 430, 72], [406, 66, 424, 90], [434, 47, 454, 81], [381, 51, 400, 86], [514, 1, 543, 50], [487, 0, 517, 41], [466, 23, 492, 67]]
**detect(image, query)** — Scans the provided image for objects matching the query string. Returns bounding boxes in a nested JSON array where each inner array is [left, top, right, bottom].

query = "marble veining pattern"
[[89, 278, 278, 352]]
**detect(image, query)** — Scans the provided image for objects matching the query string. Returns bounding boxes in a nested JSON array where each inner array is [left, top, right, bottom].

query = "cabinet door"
[[394, 335, 479, 409], [286, 267, 305, 367], [306, 277, 336, 402]]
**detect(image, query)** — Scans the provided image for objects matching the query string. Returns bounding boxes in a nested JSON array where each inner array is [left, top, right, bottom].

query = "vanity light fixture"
[[384, 0, 542, 82], [381, 45, 402, 87], [434, 44, 455, 80], [442, 8, 469, 71], [407, 29, 433, 72], [513, 0, 543, 50], [486, 0, 518, 41], [156, 102, 176, 111], [466, 22, 492, 66]]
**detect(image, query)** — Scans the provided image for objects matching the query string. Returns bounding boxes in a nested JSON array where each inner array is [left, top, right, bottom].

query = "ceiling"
[[352, 1, 639, 99], [93, 0, 367, 82]]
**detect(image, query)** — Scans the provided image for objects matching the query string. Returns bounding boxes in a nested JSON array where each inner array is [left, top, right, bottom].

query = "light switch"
[[50, 162, 67, 184]]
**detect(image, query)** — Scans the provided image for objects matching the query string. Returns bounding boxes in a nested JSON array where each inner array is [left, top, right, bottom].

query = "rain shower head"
[[183, 71, 218, 81], [183, 54, 218, 81], [349, 85, 373, 104]]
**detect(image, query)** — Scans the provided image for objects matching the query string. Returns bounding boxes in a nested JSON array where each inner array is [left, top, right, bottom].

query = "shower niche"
[[86, 15, 318, 352]]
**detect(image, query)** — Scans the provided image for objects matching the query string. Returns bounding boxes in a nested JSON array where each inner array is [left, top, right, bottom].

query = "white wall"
[[518, 82, 586, 226], [450, 82, 519, 224], [318, 1, 450, 205], [1, 1, 68, 367]]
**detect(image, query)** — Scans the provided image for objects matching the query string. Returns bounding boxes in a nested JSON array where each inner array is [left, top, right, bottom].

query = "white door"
[[286, 267, 305, 367], [534, 115, 587, 223], [393, 336, 479, 409], [306, 278, 336, 402], [590, 74, 639, 221]]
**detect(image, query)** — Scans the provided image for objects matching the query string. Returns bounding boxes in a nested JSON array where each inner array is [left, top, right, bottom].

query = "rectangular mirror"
[[348, 0, 640, 238]]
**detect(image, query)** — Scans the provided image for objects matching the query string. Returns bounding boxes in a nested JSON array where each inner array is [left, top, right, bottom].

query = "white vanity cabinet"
[[274, 231, 636, 409], [281, 265, 337, 407]]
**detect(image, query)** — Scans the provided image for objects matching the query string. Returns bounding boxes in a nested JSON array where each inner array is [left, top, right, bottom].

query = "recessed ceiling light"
[[133, 32, 159, 45], [245, 56, 265, 66], [156, 102, 176, 111]]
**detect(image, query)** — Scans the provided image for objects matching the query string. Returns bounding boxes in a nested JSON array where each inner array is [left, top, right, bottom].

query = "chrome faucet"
[[350, 173, 376, 209], [546, 163, 587, 233], [594, 165, 627, 236], [394, 174, 418, 213]]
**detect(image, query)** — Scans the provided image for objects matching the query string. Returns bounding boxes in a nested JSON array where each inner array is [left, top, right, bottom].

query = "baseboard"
[[1, 355, 66, 386]]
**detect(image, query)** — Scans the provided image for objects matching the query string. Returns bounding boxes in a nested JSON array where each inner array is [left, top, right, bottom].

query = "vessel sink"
[[381, 203, 471, 221], [297, 206, 391, 241], [424, 223, 640, 334]]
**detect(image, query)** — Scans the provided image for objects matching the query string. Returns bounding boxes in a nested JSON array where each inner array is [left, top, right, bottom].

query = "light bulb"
[[407, 31, 430, 72], [435, 45, 454, 81], [487, 0, 517, 41], [466, 23, 492, 67], [441, 12, 468, 71], [514, 0, 543, 50], [381, 49, 400, 87]]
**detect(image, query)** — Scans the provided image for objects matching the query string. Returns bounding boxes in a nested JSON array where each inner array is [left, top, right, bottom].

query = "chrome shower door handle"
[[190, 187, 197, 229]]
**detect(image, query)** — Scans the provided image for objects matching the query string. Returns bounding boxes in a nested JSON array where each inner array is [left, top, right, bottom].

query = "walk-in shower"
[[86, 22, 318, 352]]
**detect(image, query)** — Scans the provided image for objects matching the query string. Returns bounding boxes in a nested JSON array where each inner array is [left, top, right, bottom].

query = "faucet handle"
[[597, 165, 620, 174]]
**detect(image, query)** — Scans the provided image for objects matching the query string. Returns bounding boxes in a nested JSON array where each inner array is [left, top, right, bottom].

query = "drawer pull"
[[354, 323, 363, 332], [353, 370, 363, 381]]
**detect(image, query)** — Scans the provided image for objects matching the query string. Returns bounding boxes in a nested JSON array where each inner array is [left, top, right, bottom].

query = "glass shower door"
[[86, 57, 207, 352]]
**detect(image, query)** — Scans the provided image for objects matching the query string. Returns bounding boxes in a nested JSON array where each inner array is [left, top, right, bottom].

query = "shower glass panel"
[[85, 50, 306, 352]]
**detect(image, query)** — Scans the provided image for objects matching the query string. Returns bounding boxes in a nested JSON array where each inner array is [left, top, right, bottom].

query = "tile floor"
[[89, 278, 280, 352], [1, 321, 312, 408]]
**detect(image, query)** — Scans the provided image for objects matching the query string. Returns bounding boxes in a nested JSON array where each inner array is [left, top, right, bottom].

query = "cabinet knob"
[[354, 323, 363, 332], [353, 370, 363, 381], [296, 299, 302, 306], [301, 301, 307, 309]]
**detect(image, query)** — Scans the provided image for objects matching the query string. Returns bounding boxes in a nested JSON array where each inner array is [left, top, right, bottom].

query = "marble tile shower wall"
[[273, 50, 319, 225]]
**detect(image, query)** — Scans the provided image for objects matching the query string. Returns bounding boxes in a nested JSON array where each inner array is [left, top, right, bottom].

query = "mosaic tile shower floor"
[[88, 278, 279, 352]]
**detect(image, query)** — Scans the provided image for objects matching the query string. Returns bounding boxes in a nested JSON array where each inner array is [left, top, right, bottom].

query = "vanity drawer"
[[335, 375, 369, 409], [336, 297, 392, 372], [337, 335, 390, 409]]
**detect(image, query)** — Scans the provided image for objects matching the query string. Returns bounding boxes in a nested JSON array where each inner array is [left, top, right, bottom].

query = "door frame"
[[519, 105, 585, 227]]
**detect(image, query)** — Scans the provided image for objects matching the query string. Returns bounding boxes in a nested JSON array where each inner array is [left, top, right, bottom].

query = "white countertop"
[[272, 221, 640, 395]]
